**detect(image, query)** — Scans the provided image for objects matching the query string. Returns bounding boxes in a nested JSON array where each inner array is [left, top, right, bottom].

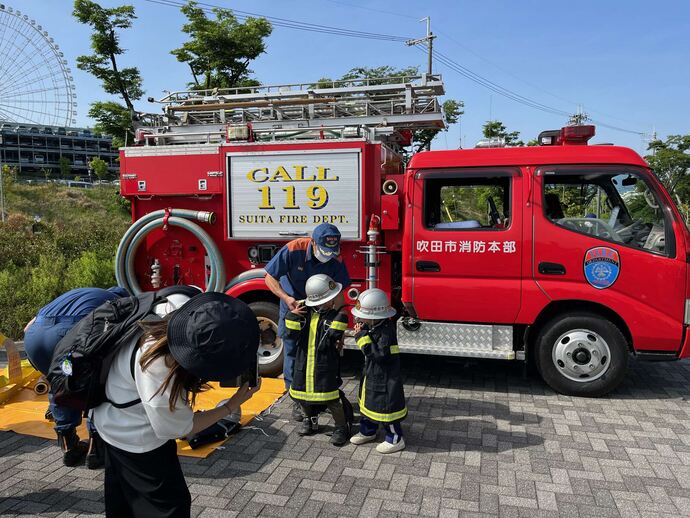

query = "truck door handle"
[[416, 261, 440, 272], [538, 262, 566, 275]]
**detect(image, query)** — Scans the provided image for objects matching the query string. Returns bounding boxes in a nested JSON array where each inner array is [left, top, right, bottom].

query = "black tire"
[[248, 301, 284, 378], [534, 312, 628, 397]]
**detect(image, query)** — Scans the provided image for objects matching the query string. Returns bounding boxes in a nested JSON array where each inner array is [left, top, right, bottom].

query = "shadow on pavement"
[[180, 411, 290, 480], [0, 432, 51, 458], [0, 489, 103, 516], [341, 349, 690, 401]]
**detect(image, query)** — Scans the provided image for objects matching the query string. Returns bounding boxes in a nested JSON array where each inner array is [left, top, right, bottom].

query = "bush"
[[64, 251, 117, 290], [0, 183, 130, 339]]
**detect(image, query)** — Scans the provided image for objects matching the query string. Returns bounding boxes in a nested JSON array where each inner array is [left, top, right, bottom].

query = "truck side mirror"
[[622, 175, 637, 187]]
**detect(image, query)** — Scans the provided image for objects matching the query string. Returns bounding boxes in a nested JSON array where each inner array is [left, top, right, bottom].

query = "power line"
[[435, 31, 648, 129], [144, 0, 647, 135], [430, 48, 646, 135], [428, 47, 572, 118], [143, 0, 411, 42], [322, 0, 419, 20]]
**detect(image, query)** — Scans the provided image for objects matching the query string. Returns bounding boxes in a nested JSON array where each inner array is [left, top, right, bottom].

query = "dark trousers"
[[104, 440, 191, 518], [359, 417, 404, 444], [301, 400, 347, 427], [25, 320, 84, 433]]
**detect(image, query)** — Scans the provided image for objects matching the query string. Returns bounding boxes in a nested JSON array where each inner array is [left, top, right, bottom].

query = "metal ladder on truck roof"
[[133, 74, 447, 147]]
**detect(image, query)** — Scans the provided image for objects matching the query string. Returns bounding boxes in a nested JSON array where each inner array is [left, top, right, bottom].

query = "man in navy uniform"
[[264, 223, 350, 420]]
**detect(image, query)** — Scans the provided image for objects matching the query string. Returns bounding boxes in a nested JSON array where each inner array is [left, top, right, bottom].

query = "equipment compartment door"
[[408, 168, 523, 323]]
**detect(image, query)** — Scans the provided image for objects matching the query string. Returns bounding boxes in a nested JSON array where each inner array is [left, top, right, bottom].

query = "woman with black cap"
[[92, 292, 261, 518]]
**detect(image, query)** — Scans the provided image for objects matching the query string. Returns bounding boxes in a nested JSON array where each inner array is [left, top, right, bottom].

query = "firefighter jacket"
[[355, 319, 407, 423], [286, 308, 348, 404]]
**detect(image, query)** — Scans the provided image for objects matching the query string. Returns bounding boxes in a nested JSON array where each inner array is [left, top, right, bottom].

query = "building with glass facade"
[[0, 123, 118, 180]]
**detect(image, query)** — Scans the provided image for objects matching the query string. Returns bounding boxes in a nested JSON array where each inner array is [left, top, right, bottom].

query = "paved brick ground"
[[2, 353, 690, 517]]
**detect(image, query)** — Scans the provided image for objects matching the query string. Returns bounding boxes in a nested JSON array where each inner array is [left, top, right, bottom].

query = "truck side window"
[[543, 170, 668, 255], [424, 175, 510, 230]]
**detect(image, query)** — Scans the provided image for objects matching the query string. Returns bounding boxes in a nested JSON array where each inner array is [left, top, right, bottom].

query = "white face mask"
[[313, 247, 332, 263]]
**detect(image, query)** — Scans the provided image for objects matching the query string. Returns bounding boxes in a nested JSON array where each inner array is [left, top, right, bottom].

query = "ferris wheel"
[[0, 4, 76, 127]]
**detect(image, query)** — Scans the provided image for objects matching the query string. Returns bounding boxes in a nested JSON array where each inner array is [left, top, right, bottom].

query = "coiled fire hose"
[[115, 208, 226, 294]]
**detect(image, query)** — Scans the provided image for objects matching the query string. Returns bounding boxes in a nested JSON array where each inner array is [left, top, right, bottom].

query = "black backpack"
[[47, 291, 164, 413]]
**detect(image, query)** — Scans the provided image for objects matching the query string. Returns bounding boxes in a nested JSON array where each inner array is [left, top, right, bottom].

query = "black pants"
[[104, 440, 191, 518], [301, 400, 347, 426]]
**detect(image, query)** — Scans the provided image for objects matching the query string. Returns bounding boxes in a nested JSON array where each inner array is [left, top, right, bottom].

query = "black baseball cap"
[[167, 292, 259, 383]]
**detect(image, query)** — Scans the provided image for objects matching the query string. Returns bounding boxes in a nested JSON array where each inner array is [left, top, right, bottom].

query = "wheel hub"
[[573, 348, 591, 365], [552, 329, 610, 383], [256, 316, 282, 365]]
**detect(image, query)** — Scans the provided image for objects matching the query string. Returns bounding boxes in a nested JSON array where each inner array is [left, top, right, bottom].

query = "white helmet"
[[153, 293, 192, 317], [351, 288, 396, 319], [305, 274, 342, 307]]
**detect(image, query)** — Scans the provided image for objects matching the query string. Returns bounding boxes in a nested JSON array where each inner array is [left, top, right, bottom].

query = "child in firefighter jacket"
[[351, 288, 407, 454], [285, 274, 351, 446]]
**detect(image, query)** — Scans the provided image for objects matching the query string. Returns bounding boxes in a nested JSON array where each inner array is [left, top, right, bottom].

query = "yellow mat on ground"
[[0, 365, 285, 459]]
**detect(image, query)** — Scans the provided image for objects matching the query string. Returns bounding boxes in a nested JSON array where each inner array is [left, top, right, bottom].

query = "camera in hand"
[[221, 355, 258, 388]]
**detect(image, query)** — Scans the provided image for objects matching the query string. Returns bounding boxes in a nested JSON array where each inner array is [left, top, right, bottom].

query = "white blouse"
[[93, 335, 193, 454]]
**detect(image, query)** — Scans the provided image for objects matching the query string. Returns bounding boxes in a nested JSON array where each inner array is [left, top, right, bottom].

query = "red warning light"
[[560, 125, 595, 145]]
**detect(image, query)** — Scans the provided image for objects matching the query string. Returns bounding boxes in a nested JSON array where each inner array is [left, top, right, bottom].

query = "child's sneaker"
[[376, 438, 405, 454], [350, 432, 377, 445], [298, 416, 318, 436]]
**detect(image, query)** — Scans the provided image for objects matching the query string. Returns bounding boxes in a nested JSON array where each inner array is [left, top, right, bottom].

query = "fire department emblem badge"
[[329, 281, 337, 290], [584, 246, 620, 289]]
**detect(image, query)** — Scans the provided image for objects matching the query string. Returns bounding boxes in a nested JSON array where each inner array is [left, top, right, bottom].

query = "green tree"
[[73, 0, 143, 147], [73, 0, 142, 110], [482, 120, 524, 146], [171, 1, 272, 90], [646, 135, 690, 197], [87, 101, 132, 148], [2, 164, 17, 189], [90, 157, 109, 182], [317, 66, 463, 154], [58, 157, 71, 180], [416, 99, 463, 153], [646, 135, 690, 220]]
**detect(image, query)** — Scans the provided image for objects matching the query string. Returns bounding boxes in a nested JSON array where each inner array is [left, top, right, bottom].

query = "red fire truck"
[[116, 75, 690, 397]]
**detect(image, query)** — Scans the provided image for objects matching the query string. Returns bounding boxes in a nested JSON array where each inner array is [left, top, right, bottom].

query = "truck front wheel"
[[534, 313, 628, 397], [249, 301, 284, 378]]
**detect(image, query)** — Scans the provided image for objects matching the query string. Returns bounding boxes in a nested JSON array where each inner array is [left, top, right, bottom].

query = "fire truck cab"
[[118, 76, 690, 397]]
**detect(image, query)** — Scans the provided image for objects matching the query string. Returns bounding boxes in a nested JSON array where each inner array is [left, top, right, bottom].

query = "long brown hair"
[[138, 319, 209, 411]]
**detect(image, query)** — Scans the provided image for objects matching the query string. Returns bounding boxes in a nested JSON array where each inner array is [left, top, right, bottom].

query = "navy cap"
[[167, 293, 259, 383], [312, 223, 341, 258]]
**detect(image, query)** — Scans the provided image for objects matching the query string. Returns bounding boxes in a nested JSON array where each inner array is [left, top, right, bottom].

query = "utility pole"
[[406, 17, 436, 76]]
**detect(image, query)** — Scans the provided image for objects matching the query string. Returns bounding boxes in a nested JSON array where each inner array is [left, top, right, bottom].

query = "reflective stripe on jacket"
[[355, 319, 407, 423], [286, 308, 346, 403]]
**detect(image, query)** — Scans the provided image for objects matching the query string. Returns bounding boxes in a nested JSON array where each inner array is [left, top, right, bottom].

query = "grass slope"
[[0, 182, 131, 338]]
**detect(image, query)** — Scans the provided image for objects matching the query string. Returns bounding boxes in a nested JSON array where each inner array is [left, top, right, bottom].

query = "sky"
[[6, 0, 690, 154]]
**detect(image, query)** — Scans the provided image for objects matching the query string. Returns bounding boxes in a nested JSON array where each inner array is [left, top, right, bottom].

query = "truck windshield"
[[543, 169, 668, 254]]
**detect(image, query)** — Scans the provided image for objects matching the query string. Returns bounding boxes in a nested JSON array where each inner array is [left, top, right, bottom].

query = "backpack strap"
[[105, 333, 143, 409], [106, 313, 161, 410], [108, 397, 141, 409]]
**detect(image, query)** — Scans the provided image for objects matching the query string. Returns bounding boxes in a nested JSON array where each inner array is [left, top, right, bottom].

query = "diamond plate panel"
[[343, 321, 515, 359], [396, 320, 515, 359]]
